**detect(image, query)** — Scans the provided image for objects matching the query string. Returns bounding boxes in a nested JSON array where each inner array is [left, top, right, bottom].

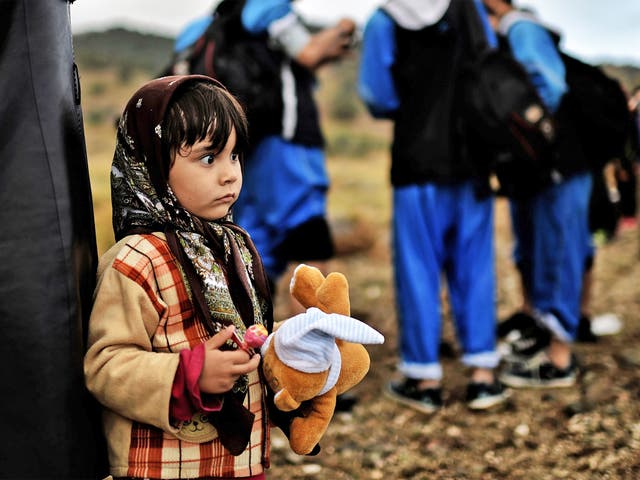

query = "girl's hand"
[[198, 326, 261, 394]]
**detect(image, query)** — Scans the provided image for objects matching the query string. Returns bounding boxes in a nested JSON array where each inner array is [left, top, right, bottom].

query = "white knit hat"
[[261, 307, 384, 395]]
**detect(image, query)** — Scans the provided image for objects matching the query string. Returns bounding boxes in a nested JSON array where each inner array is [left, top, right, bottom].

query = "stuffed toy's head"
[[260, 264, 384, 455]]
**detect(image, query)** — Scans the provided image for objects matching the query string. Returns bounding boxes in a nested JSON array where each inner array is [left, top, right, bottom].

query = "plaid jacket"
[[85, 233, 269, 479]]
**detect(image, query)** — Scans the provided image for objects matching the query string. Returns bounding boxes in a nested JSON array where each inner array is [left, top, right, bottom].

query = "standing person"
[[618, 84, 640, 231], [630, 86, 640, 148], [84, 76, 274, 479], [0, 0, 106, 477], [482, 0, 593, 388], [358, 0, 508, 412], [232, 0, 356, 309]]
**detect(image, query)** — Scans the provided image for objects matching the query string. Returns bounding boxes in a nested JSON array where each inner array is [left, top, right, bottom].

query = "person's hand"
[[296, 17, 357, 70], [198, 326, 261, 394]]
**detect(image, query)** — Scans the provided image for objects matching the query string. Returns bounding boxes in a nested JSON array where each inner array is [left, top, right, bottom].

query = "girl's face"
[[168, 127, 243, 221]]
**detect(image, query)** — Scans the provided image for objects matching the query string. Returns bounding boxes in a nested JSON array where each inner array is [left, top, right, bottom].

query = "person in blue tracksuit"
[[358, 0, 508, 412], [233, 0, 356, 308], [483, 0, 593, 388]]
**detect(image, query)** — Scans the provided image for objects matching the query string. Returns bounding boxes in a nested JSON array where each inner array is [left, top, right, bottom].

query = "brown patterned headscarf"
[[111, 74, 273, 381]]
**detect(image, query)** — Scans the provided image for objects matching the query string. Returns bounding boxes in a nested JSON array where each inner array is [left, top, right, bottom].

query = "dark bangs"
[[163, 79, 249, 166]]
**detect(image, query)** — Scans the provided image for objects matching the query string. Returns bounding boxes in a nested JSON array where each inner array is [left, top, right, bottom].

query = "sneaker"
[[576, 314, 598, 343], [576, 313, 622, 342], [499, 326, 551, 362], [385, 378, 442, 414], [497, 311, 551, 360], [499, 352, 578, 388], [466, 380, 511, 410], [497, 311, 538, 339], [334, 392, 358, 412], [590, 313, 622, 337]]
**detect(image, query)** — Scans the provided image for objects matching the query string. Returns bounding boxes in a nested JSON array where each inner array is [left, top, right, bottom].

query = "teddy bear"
[[259, 264, 384, 455]]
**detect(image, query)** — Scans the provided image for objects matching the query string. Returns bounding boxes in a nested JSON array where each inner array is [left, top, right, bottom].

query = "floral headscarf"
[[111, 75, 273, 388]]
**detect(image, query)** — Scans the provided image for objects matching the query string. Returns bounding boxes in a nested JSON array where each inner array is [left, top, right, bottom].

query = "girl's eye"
[[231, 152, 240, 162], [199, 154, 214, 166]]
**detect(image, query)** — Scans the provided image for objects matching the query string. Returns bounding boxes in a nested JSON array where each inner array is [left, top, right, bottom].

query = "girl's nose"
[[220, 159, 238, 184]]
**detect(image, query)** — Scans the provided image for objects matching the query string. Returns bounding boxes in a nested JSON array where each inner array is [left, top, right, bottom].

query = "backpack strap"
[[458, 0, 499, 58]]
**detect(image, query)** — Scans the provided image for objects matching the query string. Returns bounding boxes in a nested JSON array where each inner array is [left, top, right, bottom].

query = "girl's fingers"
[[203, 325, 235, 350]]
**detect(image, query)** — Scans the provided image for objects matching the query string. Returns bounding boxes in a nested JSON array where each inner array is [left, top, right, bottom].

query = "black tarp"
[[0, 0, 107, 477]]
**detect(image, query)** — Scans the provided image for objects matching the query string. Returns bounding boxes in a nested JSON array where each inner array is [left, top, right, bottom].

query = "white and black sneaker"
[[500, 352, 578, 388], [497, 311, 551, 361], [466, 380, 511, 410], [385, 378, 443, 414]]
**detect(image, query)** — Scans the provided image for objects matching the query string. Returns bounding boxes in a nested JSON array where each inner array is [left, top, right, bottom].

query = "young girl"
[[84, 75, 273, 479]]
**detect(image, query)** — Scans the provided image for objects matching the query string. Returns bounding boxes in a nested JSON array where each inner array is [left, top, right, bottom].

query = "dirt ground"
[[267, 196, 640, 480]]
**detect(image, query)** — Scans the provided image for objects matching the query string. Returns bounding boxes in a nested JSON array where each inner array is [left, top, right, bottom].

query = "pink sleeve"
[[170, 342, 223, 422]]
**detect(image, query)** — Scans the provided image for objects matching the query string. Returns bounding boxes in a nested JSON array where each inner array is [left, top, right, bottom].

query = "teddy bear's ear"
[[316, 272, 350, 316], [290, 264, 325, 309]]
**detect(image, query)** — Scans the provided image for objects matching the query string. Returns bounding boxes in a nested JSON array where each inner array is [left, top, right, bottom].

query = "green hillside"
[[74, 28, 174, 77]]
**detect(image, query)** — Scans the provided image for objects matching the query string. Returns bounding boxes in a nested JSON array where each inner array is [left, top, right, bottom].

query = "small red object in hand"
[[230, 326, 268, 356], [244, 324, 268, 349]]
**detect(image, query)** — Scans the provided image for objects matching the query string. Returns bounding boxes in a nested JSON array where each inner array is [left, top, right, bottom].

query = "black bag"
[[460, 1, 557, 198], [588, 166, 621, 239], [561, 53, 637, 170], [162, 0, 283, 143]]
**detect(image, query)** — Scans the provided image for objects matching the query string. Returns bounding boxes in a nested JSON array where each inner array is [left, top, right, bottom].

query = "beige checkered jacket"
[[85, 233, 269, 479]]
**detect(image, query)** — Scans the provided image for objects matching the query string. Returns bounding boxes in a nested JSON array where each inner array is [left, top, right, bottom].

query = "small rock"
[[301, 464, 322, 475], [446, 425, 462, 437], [513, 424, 528, 437]]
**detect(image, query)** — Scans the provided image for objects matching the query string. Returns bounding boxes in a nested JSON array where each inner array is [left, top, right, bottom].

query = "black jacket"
[[0, 0, 107, 477], [388, 1, 479, 186]]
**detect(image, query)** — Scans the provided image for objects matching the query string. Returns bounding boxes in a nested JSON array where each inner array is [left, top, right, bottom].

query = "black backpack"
[[560, 52, 637, 171], [458, 1, 558, 198], [162, 0, 284, 144]]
